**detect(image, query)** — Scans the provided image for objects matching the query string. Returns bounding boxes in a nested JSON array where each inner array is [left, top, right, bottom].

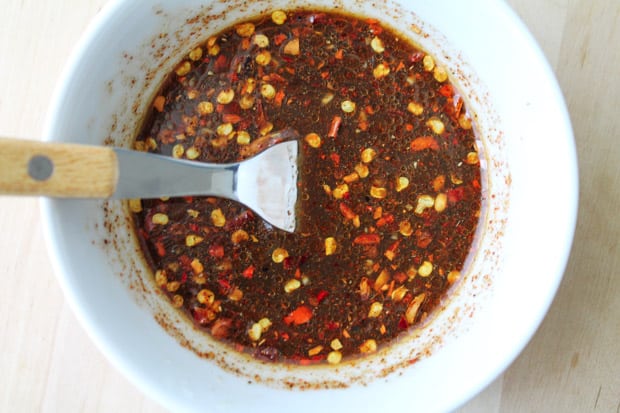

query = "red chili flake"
[[394, 61, 405, 72], [242, 265, 255, 279], [154, 240, 166, 257], [376, 213, 394, 227], [398, 316, 408, 330], [353, 233, 381, 245], [224, 210, 255, 230], [208, 244, 225, 259], [214, 54, 228, 72], [326, 321, 340, 330], [316, 290, 329, 303], [217, 277, 231, 292], [211, 318, 232, 339], [447, 187, 465, 203], [409, 51, 425, 63], [192, 307, 214, 325], [222, 113, 242, 123], [339, 203, 357, 220], [334, 49, 344, 59], [189, 223, 200, 232], [438, 84, 454, 98], [330, 152, 340, 166], [283, 305, 313, 325], [274, 89, 286, 106], [328, 115, 342, 138], [274, 33, 287, 46], [410, 136, 440, 151]]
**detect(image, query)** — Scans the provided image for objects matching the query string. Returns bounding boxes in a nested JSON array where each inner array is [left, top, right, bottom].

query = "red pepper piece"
[[208, 244, 225, 259], [328, 115, 342, 138], [283, 305, 313, 325], [353, 233, 381, 245], [410, 136, 440, 151], [242, 265, 255, 279]]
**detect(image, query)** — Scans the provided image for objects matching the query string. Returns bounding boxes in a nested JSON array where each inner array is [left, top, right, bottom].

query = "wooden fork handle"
[[0, 138, 118, 198]]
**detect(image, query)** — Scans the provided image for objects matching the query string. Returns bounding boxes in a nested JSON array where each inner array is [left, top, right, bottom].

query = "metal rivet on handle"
[[28, 155, 54, 181]]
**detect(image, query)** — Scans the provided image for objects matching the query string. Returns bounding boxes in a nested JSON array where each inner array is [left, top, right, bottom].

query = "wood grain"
[[0, 139, 118, 198], [1, 0, 618, 412]]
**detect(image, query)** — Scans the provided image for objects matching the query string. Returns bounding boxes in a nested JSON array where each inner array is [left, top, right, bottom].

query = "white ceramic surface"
[[42, 0, 578, 412]]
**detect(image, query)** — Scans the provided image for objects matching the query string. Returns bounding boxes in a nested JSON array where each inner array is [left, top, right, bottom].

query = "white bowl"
[[42, 0, 578, 411]]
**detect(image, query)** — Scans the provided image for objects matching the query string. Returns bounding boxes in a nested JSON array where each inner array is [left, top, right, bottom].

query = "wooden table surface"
[[1, 0, 618, 411]]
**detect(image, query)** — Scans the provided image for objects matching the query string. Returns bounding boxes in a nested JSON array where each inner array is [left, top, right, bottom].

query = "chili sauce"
[[131, 10, 482, 364]]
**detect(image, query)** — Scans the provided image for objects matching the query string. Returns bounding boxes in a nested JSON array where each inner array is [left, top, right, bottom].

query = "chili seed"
[[272, 247, 289, 263], [304, 132, 322, 148], [217, 122, 234, 136], [426, 117, 445, 134], [373, 62, 390, 79], [151, 213, 169, 225], [216, 88, 235, 104], [248, 322, 262, 341], [284, 278, 301, 293], [459, 114, 473, 130], [283, 38, 300, 55], [172, 144, 184, 159], [197, 289, 215, 305], [175, 61, 191, 77], [188, 47, 203, 61], [341, 100, 356, 113], [466, 151, 479, 165], [405, 293, 426, 325], [451, 174, 464, 185], [271, 10, 287, 25], [321, 92, 335, 106], [186, 89, 199, 100], [391, 285, 408, 302], [396, 176, 409, 192], [190, 258, 204, 274], [343, 172, 359, 183], [370, 36, 385, 53], [434, 193, 448, 212], [325, 237, 338, 256], [399, 220, 413, 237], [370, 186, 387, 199], [260, 83, 276, 100], [153, 95, 165, 112], [228, 287, 243, 301], [374, 269, 391, 292], [308, 345, 323, 356], [418, 261, 433, 277], [128, 199, 142, 213], [208, 43, 220, 56], [448, 270, 461, 284], [327, 351, 342, 364], [434, 65, 448, 82], [253, 34, 269, 48], [354, 163, 369, 178], [185, 234, 204, 247], [231, 229, 249, 244], [359, 339, 377, 353], [359, 277, 372, 299], [172, 294, 184, 308], [332, 183, 349, 199], [197, 101, 214, 115], [155, 269, 167, 287], [407, 101, 424, 116], [239, 94, 255, 110], [186, 146, 200, 160], [330, 338, 343, 351], [368, 301, 383, 318], [259, 121, 274, 136], [414, 195, 435, 215], [166, 281, 181, 292], [423, 55, 435, 72], [236, 130, 251, 145], [187, 209, 199, 218], [235, 22, 255, 37], [361, 148, 377, 163], [258, 317, 272, 331], [255, 50, 271, 66], [210, 208, 226, 227]]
